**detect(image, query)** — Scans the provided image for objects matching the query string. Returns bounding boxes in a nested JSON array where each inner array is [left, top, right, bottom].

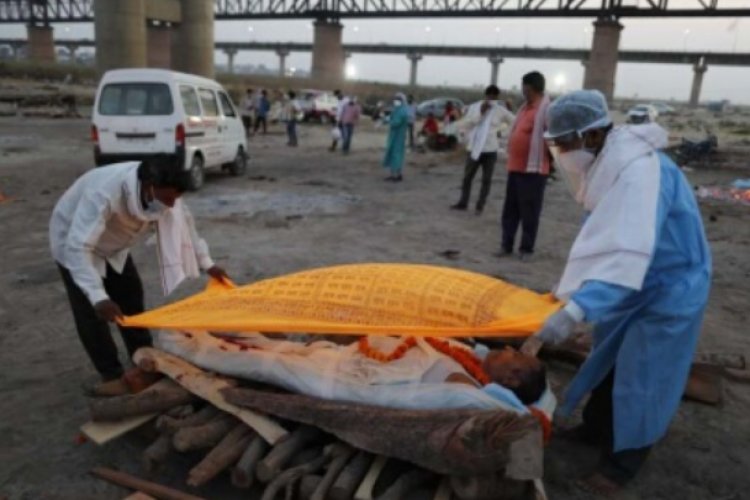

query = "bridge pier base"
[[489, 55, 503, 86], [408, 53, 422, 87], [172, 0, 214, 78], [689, 58, 707, 107], [223, 48, 238, 73], [277, 49, 289, 77], [583, 18, 622, 102], [64, 44, 79, 64], [26, 24, 55, 63], [147, 22, 172, 69], [312, 19, 344, 84], [94, 0, 147, 72]]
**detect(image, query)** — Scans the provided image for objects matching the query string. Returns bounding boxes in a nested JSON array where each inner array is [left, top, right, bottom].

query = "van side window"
[[218, 92, 237, 118], [198, 89, 219, 117], [99, 83, 173, 116], [180, 85, 201, 117]]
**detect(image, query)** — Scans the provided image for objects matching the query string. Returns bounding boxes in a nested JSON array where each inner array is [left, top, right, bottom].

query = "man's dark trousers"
[[501, 171, 547, 254], [456, 152, 497, 212], [58, 256, 151, 381]]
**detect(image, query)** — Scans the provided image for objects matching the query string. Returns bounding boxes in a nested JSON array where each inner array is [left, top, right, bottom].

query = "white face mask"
[[393, 100, 402, 107], [554, 149, 596, 203], [144, 186, 169, 217]]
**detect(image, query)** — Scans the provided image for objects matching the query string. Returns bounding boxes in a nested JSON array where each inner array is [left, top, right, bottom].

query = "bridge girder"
[[1, 0, 750, 23]]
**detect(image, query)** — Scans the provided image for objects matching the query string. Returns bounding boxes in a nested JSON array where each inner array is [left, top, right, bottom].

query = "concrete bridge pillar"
[[489, 55, 504, 86], [64, 44, 80, 64], [408, 53, 422, 87], [582, 18, 623, 102], [276, 48, 289, 77], [172, 0, 214, 78], [94, 0, 146, 72], [26, 24, 55, 63], [224, 48, 238, 74], [689, 58, 708, 108], [147, 22, 172, 69], [312, 19, 344, 84]]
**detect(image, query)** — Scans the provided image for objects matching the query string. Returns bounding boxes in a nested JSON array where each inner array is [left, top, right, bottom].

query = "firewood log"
[[89, 380, 195, 422], [172, 413, 236, 452], [260, 445, 332, 500], [187, 423, 255, 487], [355, 455, 389, 500], [143, 434, 173, 474], [376, 469, 436, 500], [231, 434, 269, 489], [90, 467, 204, 500], [311, 442, 356, 500], [300, 475, 324, 499], [256, 425, 323, 483], [330, 451, 374, 500], [156, 405, 218, 433]]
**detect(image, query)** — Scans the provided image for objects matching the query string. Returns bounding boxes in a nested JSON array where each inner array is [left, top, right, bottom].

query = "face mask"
[[145, 186, 169, 217], [393, 100, 402, 107], [555, 149, 596, 203]]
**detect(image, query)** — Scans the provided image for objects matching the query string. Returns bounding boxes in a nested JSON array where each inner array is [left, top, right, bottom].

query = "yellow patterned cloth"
[[121, 264, 561, 337]]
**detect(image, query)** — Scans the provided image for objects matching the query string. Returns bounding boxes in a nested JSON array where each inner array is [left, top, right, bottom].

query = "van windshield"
[[99, 83, 174, 116]]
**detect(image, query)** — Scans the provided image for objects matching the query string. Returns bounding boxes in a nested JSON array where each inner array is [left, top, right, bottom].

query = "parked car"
[[92, 68, 248, 191], [416, 97, 465, 119], [650, 102, 676, 116], [299, 89, 338, 123], [627, 104, 659, 124]]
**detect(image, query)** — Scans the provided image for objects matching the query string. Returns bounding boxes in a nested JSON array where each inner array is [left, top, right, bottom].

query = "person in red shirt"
[[421, 113, 440, 136], [500, 71, 552, 260]]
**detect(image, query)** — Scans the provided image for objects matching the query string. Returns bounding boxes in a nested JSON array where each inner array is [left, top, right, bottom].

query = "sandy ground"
[[0, 114, 749, 500]]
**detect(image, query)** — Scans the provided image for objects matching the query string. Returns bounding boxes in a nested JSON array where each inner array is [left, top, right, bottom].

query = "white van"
[[92, 69, 248, 190]]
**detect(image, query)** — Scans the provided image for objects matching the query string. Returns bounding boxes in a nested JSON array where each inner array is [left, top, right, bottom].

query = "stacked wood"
[[222, 386, 543, 479], [187, 423, 255, 486], [87, 348, 546, 500]]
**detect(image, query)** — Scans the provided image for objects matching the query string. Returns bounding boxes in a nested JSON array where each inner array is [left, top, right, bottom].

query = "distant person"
[[341, 97, 362, 154], [451, 85, 515, 216], [282, 90, 301, 147], [240, 88, 255, 137], [49, 157, 228, 395], [330, 89, 350, 151], [382, 93, 410, 182], [407, 94, 418, 148], [444, 101, 455, 125], [500, 71, 552, 260], [254, 90, 271, 135]]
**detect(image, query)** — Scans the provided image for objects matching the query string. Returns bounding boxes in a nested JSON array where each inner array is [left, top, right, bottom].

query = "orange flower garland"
[[358, 336, 490, 386], [357, 336, 416, 362]]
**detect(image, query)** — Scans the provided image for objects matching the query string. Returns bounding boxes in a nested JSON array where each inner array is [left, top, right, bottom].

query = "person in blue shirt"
[[534, 90, 711, 495], [253, 89, 271, 135], [382, 93, 410, 182]]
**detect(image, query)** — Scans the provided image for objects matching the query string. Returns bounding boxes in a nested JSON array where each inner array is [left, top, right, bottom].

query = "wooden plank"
[[80, 378, 175, 445]]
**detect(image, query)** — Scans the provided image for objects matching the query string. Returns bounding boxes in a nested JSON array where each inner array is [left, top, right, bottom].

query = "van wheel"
[[229, 148, 248, 176], [187, 155, 204, 191]]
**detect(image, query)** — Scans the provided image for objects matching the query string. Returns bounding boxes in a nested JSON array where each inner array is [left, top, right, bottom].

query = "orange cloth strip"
[[120, 263, 561, 337]]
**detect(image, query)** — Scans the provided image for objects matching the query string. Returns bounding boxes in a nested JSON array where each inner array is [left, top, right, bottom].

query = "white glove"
[[535, 302, 585, 345]]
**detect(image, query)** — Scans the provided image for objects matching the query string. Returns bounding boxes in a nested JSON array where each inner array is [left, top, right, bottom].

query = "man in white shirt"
[[50, 156, 228, 386], [450, 85, 515, 215], [240, 88, 255, 137], [329, 89, 350, 152]]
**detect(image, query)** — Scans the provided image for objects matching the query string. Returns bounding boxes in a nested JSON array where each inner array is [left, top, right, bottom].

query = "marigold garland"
[[358, 336, 490, 386]]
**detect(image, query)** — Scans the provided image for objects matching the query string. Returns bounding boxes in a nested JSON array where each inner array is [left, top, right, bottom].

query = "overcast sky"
[[3, 15, 748, 103]]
